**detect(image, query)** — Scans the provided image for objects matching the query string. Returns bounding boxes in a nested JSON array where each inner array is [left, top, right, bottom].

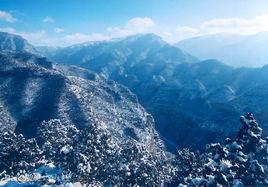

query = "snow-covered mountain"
[[0, 50, 173, 185], [0, 31, 268, 187], [39, 33, 202, 149], [45, 33, 197, 67], [40, 33, 268, 151], [0, 32, 178, 186], [176, 32, 268, 67], [0, 31, 38, 54], [0, 50, 161, 145], [2, 31, 268, 152]]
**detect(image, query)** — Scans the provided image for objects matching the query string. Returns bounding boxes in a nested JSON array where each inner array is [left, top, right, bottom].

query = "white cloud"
[[127, 17, 155, 28], [0, 15, 167, 45], [175, 14, 268, 39], [161, 14, 268, 42], [4, 13, 268, 46], [0, 10, 16, 23], [107, 17, 156, 38], [106, 14, 268, 43], [54, 28, 64, 33], [200, 14, 268, 35], [10, 14, 268, 46], [201, 18, 248, 28], [43, 16, 54, 23], [1, 16, 157, 46]]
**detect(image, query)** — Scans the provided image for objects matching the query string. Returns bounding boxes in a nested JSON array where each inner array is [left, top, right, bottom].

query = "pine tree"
[[0, 131, 41, 176], [177, 113, 268, 186]]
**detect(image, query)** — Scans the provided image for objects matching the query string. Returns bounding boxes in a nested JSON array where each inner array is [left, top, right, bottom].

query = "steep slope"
[[40, 33, 201, 150], [42, 33, 268, 151], [176, 32, 268, 67], [0, 31, 38, 54], [0, 31, 176, 184], [0, 51, 163, 153]]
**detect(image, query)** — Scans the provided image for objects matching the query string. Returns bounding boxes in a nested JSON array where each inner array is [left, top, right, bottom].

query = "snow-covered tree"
[[0, 130, 41, 176], [2, 113, 266, 186], [0, 119, 171, 186], [177, 113, 268, 186], [36, 119, 78, 168]]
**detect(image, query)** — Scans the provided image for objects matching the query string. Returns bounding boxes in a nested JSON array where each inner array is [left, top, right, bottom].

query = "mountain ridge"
[[175, 32, 268, 67], [2, 31, 268, 152], [0, 31, 38, 54], [0, 50, 161, 149], [38, 32, 268, 150]]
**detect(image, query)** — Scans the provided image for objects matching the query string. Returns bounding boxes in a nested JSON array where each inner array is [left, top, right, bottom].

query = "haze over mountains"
[[33, 32, 268, 150], [2, 0, 268, 184], [176, 32, 268, 67], [0, 31, 268, 186], [0, 31, 172, 185], [2, 31, 268, 151], [1, 33, 169, 145]]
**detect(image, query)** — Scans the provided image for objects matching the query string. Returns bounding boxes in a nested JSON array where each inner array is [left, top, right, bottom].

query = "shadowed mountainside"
[[42, 33, 268, 151], [0, 51, 162, 154]]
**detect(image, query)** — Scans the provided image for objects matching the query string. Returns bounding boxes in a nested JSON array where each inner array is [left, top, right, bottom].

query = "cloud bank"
[[106, 17, 156, 38], [4, 14, 268, 46], [18, 17, 156, 46], [171, 14, 268, 42]]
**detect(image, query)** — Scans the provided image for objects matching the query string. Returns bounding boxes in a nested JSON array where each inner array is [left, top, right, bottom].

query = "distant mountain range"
[[0, 34, 162, 155], [33, 32, 268, 150], [175, 32, 268, 67], [1, 31, 268, 152]]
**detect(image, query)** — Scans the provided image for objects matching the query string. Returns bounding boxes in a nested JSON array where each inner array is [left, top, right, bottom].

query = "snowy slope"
[[0, 51, 162, 149], [0, 32, 38, 54]]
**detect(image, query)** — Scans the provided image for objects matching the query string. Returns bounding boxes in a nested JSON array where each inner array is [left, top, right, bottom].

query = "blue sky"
[[1, 0, 268, 46]]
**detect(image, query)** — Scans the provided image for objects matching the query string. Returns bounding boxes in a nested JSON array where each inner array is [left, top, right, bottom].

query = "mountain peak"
[[0, 31, 22, 38], [0, 31, 37, 54], [122, 33, 165, 44]]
